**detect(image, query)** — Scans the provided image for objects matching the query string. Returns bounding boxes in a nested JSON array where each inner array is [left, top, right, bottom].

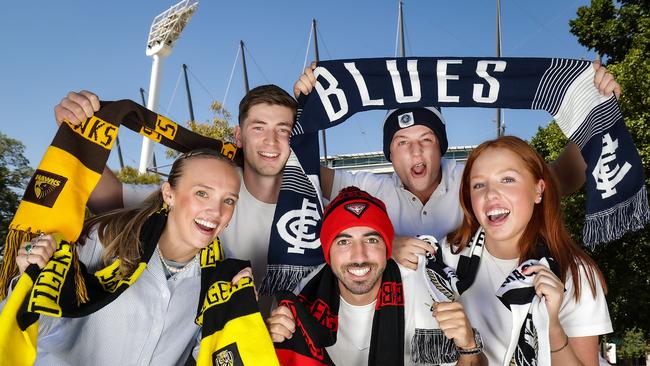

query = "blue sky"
[[0, 0, 597, 169]]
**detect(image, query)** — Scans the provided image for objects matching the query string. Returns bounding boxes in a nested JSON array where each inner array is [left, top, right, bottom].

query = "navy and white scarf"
[[260, 57, 649, 295], [422, 229, 559, 366]]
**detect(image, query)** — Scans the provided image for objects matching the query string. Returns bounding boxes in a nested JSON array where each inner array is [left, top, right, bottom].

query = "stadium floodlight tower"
[[139, 0, 198, 174]]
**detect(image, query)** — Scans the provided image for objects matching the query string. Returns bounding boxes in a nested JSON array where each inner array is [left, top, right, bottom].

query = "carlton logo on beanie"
[[382, 107, 448, 162], [398, 112, 414, 128], [320, 186, 395, 264]]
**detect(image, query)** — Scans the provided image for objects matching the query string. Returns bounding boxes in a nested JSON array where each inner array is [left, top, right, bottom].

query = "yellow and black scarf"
[[0, 100, 277, 365], [0, 99, 241, 299]]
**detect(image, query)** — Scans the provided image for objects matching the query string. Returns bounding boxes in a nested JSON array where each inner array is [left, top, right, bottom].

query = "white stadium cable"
[[302, 21, 314, 72], [163, 66, 184, 121], [222, 44, 241, 109]]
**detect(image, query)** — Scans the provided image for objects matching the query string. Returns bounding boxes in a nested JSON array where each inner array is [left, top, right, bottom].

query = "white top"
[[440, 239, 613, 365], [332, 158, 464, 239], [326, 298, 375, 366], [299, 263, 454, 366], [123, 168, 277, 316], [2, 229, 203, 366]]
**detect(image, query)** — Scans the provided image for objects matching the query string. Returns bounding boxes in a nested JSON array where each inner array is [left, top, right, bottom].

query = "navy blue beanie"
[[382, 107, 448, 162]]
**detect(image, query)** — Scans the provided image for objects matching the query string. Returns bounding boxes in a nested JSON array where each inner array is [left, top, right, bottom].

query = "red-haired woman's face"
[[468, 147, 544, 253]]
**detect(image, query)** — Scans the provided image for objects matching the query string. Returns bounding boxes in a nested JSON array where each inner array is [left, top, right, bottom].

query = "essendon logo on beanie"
[[344, 202, 368, 218], [23, 169, 67, 208]]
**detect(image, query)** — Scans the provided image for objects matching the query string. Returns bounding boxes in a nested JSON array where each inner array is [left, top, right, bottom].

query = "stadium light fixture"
[[139, 0, 198, 173]]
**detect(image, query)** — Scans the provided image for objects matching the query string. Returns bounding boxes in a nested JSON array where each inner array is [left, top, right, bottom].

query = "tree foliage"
[[0, 132, 34, 252], [115, 166, 162, 185], [166, 101, 235, 159], [618, 327, 647, 363], [528, 0, 650, 343]]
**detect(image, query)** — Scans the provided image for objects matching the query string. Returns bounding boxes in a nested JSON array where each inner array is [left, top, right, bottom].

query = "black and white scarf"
[[261, 57, 649, 295], [422, 229, 560, 366]]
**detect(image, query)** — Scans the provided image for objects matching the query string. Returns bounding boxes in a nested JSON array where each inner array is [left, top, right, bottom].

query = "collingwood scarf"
[[274, 260, 404, 366], [262, 57, 649, 294], [422, 229, 561, 365], [0, 101, 277, 365]]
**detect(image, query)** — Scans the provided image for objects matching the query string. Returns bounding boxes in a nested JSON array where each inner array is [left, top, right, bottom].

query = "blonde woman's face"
[[163, 158, 240, 253]]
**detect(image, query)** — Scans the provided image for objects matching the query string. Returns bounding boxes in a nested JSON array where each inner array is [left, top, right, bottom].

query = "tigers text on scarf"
[[421, 229, 561, 366], [262, 57, 649, 295], [0, 101, 277, 366], [273, 260, 405, 366]]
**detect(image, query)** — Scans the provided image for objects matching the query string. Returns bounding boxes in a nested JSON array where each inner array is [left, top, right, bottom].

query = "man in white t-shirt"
[[53, 85, 297, 316], [266, 187, 486, 366], [293, 61, 621, 270]]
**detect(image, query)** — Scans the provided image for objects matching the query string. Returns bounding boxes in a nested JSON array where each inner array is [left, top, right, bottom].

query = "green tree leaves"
[[0, 131, 34, 254]]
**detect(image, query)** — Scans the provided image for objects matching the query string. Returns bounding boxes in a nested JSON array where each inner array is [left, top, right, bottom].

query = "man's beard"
[[336, 262, 385, 296]]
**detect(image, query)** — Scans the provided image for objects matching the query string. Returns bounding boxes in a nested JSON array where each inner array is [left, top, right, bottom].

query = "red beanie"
[[320, 186, 395, 264]]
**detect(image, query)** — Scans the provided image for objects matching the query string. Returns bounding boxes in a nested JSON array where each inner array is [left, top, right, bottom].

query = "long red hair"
[[449, 136, 606, 300]]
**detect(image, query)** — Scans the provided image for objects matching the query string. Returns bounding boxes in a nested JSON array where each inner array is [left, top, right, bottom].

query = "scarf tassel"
[[260, 264, 321, 296], [583, 186, 650, 247], [0, 227, 33, 300], [410, 328, 459, 365], [0, 228, 89, 305]]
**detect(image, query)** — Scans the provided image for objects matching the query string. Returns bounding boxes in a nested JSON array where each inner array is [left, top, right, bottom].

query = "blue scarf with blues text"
[[260, 57, 649, 295]]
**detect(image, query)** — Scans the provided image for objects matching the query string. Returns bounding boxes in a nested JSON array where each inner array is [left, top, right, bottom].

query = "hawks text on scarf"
[[313, 58, 506, 121]]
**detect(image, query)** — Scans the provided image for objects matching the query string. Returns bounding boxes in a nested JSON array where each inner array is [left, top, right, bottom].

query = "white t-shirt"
[[122, 168, 277, 316], [440, 239, 613, 365], [332, 158, 464, 239], [326, 298, 375, 366], [299, 263, 455, 366]]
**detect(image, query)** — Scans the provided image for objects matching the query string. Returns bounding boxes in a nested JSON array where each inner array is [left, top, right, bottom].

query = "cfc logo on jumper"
[[278, 198, 322, 254], [398, 112, 414, 128], [23, 170, 68, 208], [593, 133, 632, 199]]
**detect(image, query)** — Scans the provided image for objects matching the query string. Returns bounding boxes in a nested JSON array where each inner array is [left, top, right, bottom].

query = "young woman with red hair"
[[441, 136, 611, 365]]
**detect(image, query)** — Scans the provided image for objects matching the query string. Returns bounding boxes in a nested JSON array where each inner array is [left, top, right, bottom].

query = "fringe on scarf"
[[260, 264, 321, 296], [0, 230, 89, 305], [410, 328, 459, 364], [583, 186, 650, 247], [0, 227, 33, 300]]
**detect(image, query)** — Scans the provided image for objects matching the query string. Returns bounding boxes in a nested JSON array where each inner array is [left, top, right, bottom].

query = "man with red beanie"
[[266, 187, 486, 366]]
